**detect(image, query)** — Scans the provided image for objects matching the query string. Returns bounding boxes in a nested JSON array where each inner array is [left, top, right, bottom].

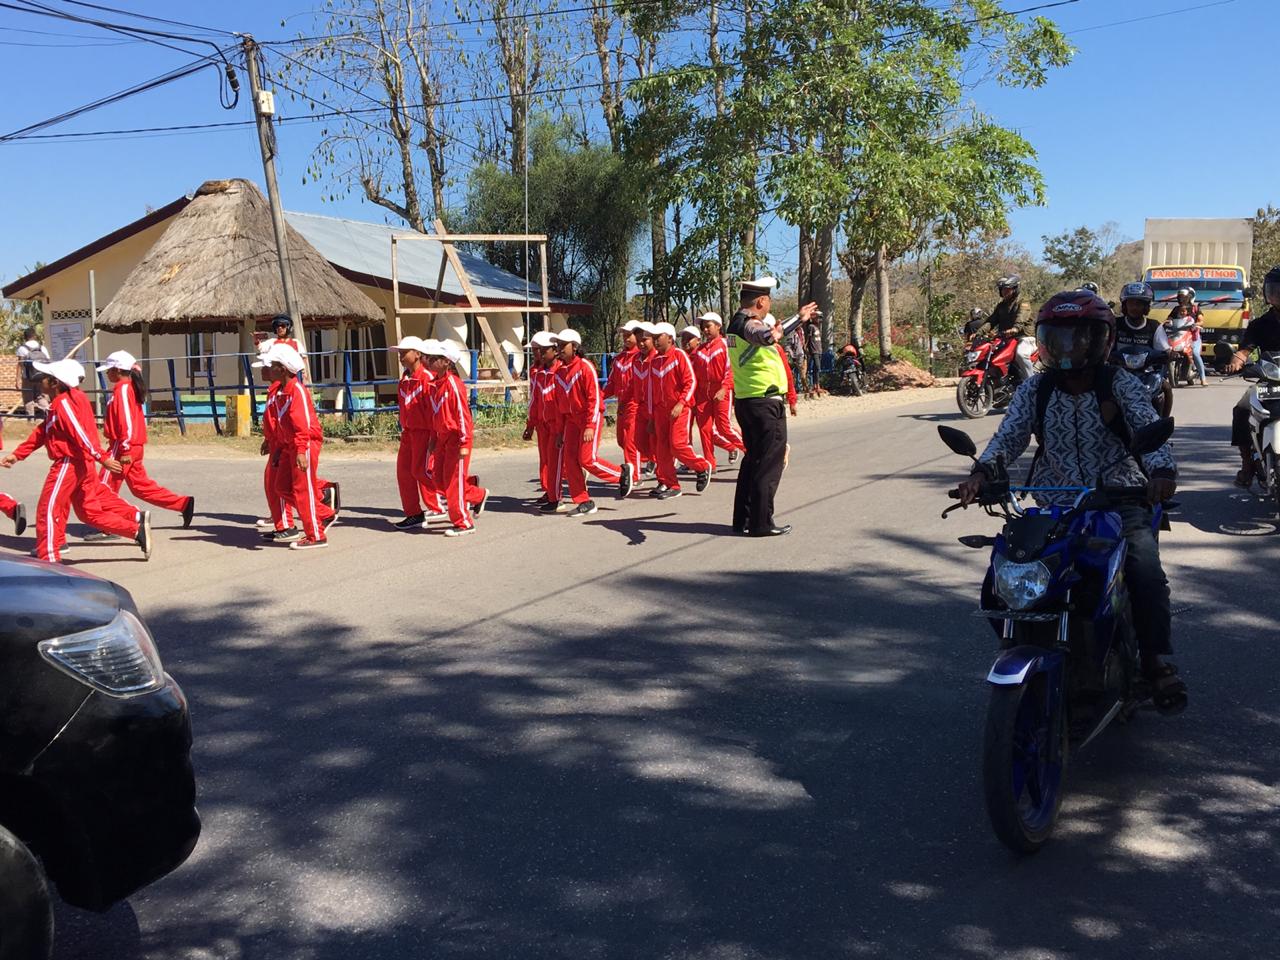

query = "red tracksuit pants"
[[396, 428, 441, 516], [264, 450, 293, 531], [636, 407, 654, 464], [273, 442, 334, 541], [560, 413, 620, 504], [99, 443, 189, 514], [654, 405, 710, 490], [616, 400, 641, 480], [0, 493, 15, 520], [695, 394, 745, 469], [433, 434, 486, 529], [535, 422, 558, 497], [36, 457, 140, 563]]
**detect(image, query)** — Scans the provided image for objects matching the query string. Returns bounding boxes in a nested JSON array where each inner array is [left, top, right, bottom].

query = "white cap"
[[257, 339, 274, 355], [529, 329, 557, 348], [620, 319, 644, 332], [651, 321, 677, 338], [442, 341, 467, 366], [635, 322, 658, 336], [96, 350, 137, 373], [419, 339, 447, 357], [741, 276, 778, 295], [253, 343, 305, 374], [697, 311, 723, 326], [762, 313, 779, 329], [679, 325, 701, 340], [33, 358, 85, 387], [393, 336, 427, 352], [553, 328, 582, 345]]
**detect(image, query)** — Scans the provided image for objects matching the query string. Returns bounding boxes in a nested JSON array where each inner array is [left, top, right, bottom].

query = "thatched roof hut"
[[95, 179, 382, 333]]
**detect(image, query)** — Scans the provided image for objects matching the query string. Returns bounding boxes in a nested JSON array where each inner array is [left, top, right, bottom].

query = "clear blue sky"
[[1, 0, 1275, 293]]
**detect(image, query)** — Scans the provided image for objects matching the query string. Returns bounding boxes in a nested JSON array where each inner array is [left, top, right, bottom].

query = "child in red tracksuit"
[[425, 342, 487, 536], [256, 367, 296, 539], [603, 322, 641, 492], [97, 351, 194, 527], [693, 314, 745, 470], [265, 346, 334, 550], [547, 329, 629, 517], [630, 327, 657, 482], [2, 360, 149, 563], [648, 324, 711, 499], [522, 331, 561, 506], [393, 337, 441, 529]]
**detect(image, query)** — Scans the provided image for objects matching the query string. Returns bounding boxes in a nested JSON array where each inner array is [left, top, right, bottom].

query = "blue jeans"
[[806, 355, 820, 388], [1191, 340, 1206, 381], [1119, 505, 1172, 658]]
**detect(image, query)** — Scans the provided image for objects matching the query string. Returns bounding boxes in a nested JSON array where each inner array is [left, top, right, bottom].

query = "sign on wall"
[[47, 318, 88, 361]]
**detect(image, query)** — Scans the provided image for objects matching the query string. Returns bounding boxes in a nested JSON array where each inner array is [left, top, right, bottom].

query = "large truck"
[[1142, 218, 1254, 347]]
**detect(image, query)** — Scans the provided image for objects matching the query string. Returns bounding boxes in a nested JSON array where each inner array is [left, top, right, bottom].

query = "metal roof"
[[284, 212, 588, 312]]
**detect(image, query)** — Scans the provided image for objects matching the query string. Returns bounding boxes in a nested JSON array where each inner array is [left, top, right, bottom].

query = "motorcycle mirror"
[[1129, 417, 1174, 457], [957, 535, 996, 549], [938, 425, 978, 458], [1245, 286, 1256, 299]]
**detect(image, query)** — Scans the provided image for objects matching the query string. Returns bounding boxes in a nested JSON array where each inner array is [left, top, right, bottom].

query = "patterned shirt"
[[977, 371, 1176, 507]]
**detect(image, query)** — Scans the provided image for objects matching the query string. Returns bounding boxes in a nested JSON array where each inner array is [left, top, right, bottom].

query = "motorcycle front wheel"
[[848, 366, 865, 397], [956, 378, 993, 419], [983, 678, 1067, 854]]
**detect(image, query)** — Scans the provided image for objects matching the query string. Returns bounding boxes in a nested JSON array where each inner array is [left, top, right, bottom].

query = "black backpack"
[[1026, 367, 1132, 483]]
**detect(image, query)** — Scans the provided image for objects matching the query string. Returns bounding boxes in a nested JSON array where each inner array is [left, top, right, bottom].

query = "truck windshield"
[[1148, 279, 1244, 303]]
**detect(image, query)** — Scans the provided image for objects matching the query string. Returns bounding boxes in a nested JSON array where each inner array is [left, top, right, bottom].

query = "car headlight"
[[994, 559, 1052, 610], [37, 610, 165, 698]]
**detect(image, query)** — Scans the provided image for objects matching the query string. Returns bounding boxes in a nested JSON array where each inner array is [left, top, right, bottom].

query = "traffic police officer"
[[725, 277, 817, 536]]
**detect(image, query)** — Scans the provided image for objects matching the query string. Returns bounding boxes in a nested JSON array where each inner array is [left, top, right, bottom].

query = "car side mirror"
[[938, 425, 977, 458], [1130, 417, 1174, 457]]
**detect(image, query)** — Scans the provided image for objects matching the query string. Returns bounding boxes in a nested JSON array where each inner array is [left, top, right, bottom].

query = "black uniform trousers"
[[733, 396, 787, 531]]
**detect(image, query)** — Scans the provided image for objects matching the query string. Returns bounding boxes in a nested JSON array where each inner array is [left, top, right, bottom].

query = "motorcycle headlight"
[[1122, 354, 1145, 370], [965, 351, 980, 363], [37, 610, 165, 698], [994, 559, 1052, 611]]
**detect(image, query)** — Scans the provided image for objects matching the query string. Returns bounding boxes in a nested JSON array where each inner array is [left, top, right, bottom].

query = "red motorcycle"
[[1164, 319, 1204, 387], [956, 335, 1037, 418]]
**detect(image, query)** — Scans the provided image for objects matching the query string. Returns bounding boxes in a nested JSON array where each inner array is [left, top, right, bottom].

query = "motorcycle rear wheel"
[[848, 366, 865, 397], [983, 678, 1067, 854], [956, 378, 993, 419]]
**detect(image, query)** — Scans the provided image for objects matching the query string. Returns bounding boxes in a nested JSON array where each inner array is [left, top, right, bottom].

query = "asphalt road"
[[5, 380, 1277, 960]]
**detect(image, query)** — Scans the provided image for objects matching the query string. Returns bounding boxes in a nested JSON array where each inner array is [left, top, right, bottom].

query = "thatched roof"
[[96, 179, 383, 333]]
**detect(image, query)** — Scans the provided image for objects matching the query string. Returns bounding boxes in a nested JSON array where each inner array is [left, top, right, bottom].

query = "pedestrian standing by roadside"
[[726, 277, 817, 537], [603, 321, 641, 494], [546, 328, 629, 517], [424, 340, 487, 536], [803, 312, 826, 398], [523, 330, 562, 506], [783, 319, 807, 397], [15, 328, 49, 421], [96, 351, 194, 528], [392, 336, 440, 530], [693, 311, 745, 469], [649, 322, 711, 500]]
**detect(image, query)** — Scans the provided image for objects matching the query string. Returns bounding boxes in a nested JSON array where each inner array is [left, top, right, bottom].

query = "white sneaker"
[[444, 526, 476, 538], [255, 518, 275, 529]]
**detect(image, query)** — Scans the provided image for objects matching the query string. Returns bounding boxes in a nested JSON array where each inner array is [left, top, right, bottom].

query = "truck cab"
[[1144, 265, 1251, 346]]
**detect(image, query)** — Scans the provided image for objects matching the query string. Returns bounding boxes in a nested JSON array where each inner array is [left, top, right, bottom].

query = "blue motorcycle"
[[938, 418, 1174, 853]]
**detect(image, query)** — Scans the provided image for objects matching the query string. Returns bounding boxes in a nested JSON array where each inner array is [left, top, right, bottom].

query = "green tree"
[[1252, 205, 1280, 309], [1041, 225, 1104, 286], [464, 119, 646, 341]]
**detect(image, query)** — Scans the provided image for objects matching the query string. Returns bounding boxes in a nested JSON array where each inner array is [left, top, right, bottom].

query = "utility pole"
[[241, 36, 305, 352]]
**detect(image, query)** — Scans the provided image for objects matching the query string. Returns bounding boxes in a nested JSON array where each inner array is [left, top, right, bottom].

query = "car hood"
[[0, 555, 122, 644]]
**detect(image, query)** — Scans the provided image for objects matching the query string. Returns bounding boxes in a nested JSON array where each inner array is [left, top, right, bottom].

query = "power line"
[[0, 0, 226, 59], [45, 0, 234, 36], [1065, 0, 1237, 34]]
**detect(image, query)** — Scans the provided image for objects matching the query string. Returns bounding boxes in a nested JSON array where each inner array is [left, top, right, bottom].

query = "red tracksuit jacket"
[[628, 349, 655, 414], [555, 354, 603, 427], [14, 390, 106, 464], [603, 348, 638, 403], [526, 361, 561, 430], [431, 370, 473, 443], [271, 379, 323, 453], [103, 379, 148, 452], [398, 367, 434, 432], [648, 348, 698, 410], [693, 337, 733, 405]]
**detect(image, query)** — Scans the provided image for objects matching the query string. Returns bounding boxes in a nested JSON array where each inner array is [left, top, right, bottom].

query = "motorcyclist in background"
[[957, 290, 1185, 713], [1223, 265, 1280, 487], [963, 307, 987, 344], [1166, 287, 1207, 384], [972, 275, 1036, 380], [1080, 281, 1100, 295], [1114, 282, 1171, 354]]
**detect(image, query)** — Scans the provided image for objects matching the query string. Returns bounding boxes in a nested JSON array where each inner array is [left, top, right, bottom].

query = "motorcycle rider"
[[957, 290, 1185, 713], [1166, 287, 1206, 384], [972, 275, 1036, 381], [1114, 281, 1171, 353], [1223, 265, 1280, 487]]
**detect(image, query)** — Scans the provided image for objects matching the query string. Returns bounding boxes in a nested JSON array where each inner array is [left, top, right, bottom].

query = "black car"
[[0, 555, 199, 960]]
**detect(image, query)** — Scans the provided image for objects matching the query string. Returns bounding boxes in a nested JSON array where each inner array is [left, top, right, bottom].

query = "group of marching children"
[[1, 352, 194, 564], [389, 336, 488, 537], [522, 314, 747, 514]]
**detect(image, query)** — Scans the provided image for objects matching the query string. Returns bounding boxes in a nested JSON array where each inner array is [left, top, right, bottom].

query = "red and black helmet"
[[1035, 290, 1115, 372]]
